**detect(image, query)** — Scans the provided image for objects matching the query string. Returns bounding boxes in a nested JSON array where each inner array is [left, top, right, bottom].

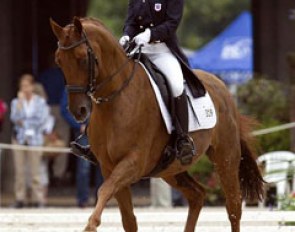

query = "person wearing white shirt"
[[10, 74, 49, 208]]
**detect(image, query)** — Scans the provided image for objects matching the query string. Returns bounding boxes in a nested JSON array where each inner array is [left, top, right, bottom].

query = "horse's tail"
[[239, 114, 265, 201]]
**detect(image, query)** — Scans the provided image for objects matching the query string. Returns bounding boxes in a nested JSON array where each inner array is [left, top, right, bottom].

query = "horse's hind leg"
[[208, 146, 242, 232], [164, 172, 205, 232], [115, 187, 137, 232]]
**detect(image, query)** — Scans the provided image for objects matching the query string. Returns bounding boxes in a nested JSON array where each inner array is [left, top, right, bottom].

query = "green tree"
[[237, 78, 291, 152], [87, 1, 128, 38], [87, 0, 250, 49], [180, 0, 249, 48]]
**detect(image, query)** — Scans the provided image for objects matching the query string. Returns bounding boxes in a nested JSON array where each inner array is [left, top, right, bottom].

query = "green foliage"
[[180, 0, 250, 48], [280, 193, 295, 211], [256, 119, 290, 152], [189, 155, 213, 175], [87, 1, 128, 37], [189, 156, 225, 205], [237, 78, 291, 153], [87, 0, 249, 49], [238, 78, 289, 122]]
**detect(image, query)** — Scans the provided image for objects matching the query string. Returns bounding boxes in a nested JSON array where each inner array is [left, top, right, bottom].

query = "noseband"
[[58, 30, 138, 105]]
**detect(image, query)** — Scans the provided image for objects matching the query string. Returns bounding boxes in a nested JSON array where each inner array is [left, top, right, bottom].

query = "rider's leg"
[[146, 52, 195, 164], [146, 52, 184, 97], [70, 132, 99, 165], [173, 91, 196, 164]]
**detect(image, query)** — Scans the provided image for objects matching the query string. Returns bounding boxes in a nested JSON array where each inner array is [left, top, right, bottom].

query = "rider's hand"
[[119, 35, 130, 47], [80, 124, 86, 134], [134, 29, 151, 46]]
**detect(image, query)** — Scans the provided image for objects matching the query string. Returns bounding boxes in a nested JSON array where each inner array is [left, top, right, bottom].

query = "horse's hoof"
[[83, 225, 97, 232]]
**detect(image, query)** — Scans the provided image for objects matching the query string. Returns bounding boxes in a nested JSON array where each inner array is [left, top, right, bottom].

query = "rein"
[[58, 30, 140, 105]]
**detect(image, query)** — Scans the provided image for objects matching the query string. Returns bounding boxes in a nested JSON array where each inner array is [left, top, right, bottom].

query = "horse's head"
[[50, 17, 133, 122], [50, 17, 99, 122]]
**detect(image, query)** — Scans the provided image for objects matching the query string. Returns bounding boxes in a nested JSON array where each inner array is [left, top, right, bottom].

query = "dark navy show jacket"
[[124, 0, 187, 62], [123, 0, 206, 97]]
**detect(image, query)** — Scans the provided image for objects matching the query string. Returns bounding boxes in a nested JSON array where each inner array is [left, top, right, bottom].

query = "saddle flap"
[[134, 53, 171, 110]]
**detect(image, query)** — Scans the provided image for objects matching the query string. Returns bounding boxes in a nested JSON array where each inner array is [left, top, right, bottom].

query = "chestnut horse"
[[50, 17, 264, 232]]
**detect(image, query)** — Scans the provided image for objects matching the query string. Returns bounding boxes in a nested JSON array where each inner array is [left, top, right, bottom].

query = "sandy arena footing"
[[0, 207, 294, 232]]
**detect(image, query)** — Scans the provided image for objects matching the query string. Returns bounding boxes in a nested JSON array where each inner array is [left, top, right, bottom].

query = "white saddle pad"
[[140, 63, 217, 134]]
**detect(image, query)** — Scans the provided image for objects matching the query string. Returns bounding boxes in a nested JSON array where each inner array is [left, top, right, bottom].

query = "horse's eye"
[[78, 58, 87, 67]]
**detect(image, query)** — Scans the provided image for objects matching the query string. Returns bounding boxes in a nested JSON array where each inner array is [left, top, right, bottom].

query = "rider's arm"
[[60, 90, 81, 130], [123, 0, 137, 38], [150, 0, 183, 43]]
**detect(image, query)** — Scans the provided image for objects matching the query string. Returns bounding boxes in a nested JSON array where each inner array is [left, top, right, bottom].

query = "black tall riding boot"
[[173, 91, 196, 165], [70, 134, 99, 165]]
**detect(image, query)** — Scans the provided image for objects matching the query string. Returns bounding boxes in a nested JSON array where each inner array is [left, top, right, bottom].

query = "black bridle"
[[58, 30, 139, 105]]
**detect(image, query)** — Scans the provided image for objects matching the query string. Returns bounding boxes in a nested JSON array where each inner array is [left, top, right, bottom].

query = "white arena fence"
[[252, 122, 295, 136], [0, 143, 70, 153], [0, 122, 294, 154]]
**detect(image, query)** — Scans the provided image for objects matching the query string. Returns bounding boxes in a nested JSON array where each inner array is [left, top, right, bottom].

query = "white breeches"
[[145, 52, 184, 97]]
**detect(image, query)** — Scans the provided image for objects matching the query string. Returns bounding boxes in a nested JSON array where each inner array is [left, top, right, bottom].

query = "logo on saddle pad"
[[154, 3, 162, 12]]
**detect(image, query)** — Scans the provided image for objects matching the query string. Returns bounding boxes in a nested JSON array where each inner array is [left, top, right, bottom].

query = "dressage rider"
[[120, 0, 198, 161], [71, 0, 205, 165]]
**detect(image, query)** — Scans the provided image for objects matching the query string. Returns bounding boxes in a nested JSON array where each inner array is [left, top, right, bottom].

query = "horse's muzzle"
[[69, 98, 91, 123]]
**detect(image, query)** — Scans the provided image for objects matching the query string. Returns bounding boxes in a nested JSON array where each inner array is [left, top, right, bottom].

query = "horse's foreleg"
[[84, 154, 140, 232], [164, 172, 205, 232], [115, 187, 137, 232]]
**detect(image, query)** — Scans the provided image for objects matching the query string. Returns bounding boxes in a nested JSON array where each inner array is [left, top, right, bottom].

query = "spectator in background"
[[60, 90, 103, 208], [172, 188, 186, 207], [150, 179, 172, 208], [33, 83, 56, 205], [0, 98, 7, 132], [38, 53, 69, 185], [10, 74, 49, 208], [40, 113, 55, 205]]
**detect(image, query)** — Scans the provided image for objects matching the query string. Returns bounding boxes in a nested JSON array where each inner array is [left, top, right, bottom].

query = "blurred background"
[[0, 0, 294, 210]]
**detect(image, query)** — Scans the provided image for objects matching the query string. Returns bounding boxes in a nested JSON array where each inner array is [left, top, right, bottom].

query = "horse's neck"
[[91, 49, 152, 117], [90, 29, 154, 120], [96, 47, 136, 97]]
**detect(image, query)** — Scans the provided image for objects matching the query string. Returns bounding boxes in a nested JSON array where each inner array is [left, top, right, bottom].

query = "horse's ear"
[[50, 18, 63, 40], [73, 17, 83, 35]]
